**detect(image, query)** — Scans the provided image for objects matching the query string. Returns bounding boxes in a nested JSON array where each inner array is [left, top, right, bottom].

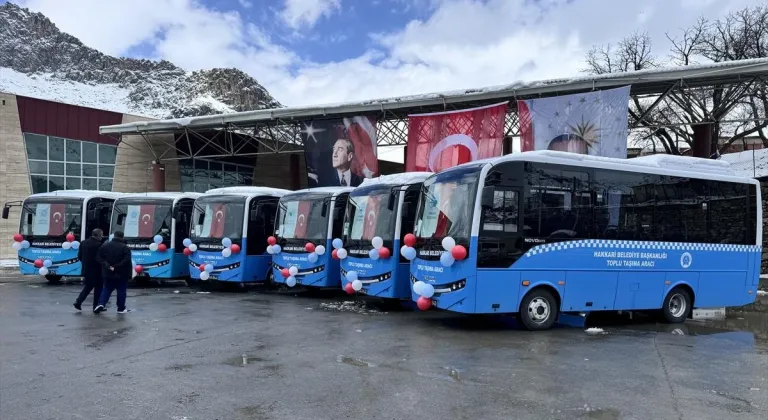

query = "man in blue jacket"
[[94, 231, 132, 314]]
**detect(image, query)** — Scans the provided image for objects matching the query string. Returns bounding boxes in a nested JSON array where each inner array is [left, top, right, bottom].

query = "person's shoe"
[[73, 302, 82, 311], [117, 308, 131, 314], [93, 305, 105, 314]]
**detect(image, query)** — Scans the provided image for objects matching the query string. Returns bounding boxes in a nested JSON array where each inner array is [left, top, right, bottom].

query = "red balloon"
[[417, 296, 432, 311], [157, 243, 167, 252], [305, 242, 316, 253], [183, 248, 192, 256], [404, 233, 416, 247], [135, 265, 144, 274], [33, 259, 43, 268], [451, 245, 467, 261], [267, 236, 277, 245], [281, 268, 290, 278], [344, 282, 355, 295], [378, 247, 391, 259], [13, 233, 23, 242], [230, 244, 241, 254], [65, 233, 75, 242], [331, 249, 339, 260], [199, 264, 206, 272]]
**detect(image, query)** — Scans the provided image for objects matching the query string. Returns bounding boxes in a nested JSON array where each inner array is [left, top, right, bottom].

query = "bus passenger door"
[[247, 198, 278, 255], [475, 187, 523, 313]]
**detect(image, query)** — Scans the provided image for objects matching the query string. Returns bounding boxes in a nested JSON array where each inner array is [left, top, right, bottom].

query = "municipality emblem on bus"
[[680, 252, 692, 269]]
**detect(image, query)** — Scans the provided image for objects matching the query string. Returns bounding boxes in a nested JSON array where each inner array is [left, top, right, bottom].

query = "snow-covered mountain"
[[0, 2, 281, 119]]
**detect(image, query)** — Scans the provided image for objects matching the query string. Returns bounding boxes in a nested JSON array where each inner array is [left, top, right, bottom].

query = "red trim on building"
[[15, 95, 123, 145]]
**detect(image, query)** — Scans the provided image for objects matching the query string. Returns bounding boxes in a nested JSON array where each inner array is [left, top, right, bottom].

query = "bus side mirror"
[[401, 202, 412, 218], [27, 213, 33, 225], [1, 206, 9, 220], [481, 186, 494, 208], [116, 213, 125, 225], [387, 191, 397, 211], [197, 213, 205, 225], [321, 202, 328, 217]]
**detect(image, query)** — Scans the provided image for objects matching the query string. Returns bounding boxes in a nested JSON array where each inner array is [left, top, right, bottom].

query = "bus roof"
[[281, 186, 354, 200], [114, 192, 202, 203], [24, 190, 124, 201], [358, 172, 433, 188], [203, 186, 291, 198], [467, 150, 759, 185]]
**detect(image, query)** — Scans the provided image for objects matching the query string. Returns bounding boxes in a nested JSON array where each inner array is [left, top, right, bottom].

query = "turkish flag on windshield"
[[210, 204, 226, 238], [362, 196, 380, 240], [294, 201, 312, 238], [49, 204, 66, 236], [138, 205, 156, 238]]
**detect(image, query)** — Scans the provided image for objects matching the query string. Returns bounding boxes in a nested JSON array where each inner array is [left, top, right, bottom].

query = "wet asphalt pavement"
[[0, 278, 766, 420]]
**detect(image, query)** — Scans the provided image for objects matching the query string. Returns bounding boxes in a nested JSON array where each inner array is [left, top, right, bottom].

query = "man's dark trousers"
[[99, 274, 127, 311], [75, 275, 103, 310]]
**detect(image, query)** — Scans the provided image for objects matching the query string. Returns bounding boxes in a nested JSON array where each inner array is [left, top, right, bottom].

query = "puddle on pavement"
[[583, 408, 621, 420], [337, 355, 376, 367]]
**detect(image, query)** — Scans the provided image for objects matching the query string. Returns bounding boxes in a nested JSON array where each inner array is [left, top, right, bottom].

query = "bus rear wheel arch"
[[662, 286, 693, 324], [518, 287, 560, 331]]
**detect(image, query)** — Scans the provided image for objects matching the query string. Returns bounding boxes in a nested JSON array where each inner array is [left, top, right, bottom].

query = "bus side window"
[[331, 195, 347, 239], [400, 188, 420, 238]]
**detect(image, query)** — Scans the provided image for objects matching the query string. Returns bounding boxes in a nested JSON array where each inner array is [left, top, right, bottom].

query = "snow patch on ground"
[[0, 259, 18, 268], [757, 290, 767, 296], [585, 327, 606, 335], [319, 301, 385, 315]]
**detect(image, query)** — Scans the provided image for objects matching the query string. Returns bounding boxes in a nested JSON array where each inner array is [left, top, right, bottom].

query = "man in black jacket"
[[94, 231, 133, 314], [74, 228, 105, 311]]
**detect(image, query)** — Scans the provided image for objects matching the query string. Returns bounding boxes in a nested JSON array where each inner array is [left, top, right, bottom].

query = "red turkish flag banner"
[[294, 201, 312, 238], [49, 204, 66, 236], [405, 102, 507, 172], [138, 205, 156, 238], [210, 204, 226, 238], [362, 195, 381, 240]]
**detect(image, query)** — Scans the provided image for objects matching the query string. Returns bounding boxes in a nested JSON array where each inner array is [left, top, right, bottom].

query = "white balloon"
[[315, 245, 326, 255], [421, 283, 435, 298], [400, 245, 409, 257], [286, 276, 297, 287], [12, 242, 21, 251], [413, 281, 425, 295], [200, 271, 210, 281], [308, 252, 318, 263], [273, 245, 282, 254], [332, 238, 343, 249], [288, 266, 299, 276], [188, 244, 198, 252], [62, 242, 72, 250], [266, 245, 274, 254], [39, 267, 48, 276], [149, 243, 159, 252], [441, 236, 456, 251], [352, 279, 363, 291], [371, 236, 384, 249], [222, 248, 232, 258], [336, 248, 348, 259], [346, 271, 358, 281]]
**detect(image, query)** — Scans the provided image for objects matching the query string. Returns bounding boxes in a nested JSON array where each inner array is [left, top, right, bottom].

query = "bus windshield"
[[345, 187, 396, 241], [276, 197, 328, 242], [191, 196, 246, 240], [20, 199, 83, 238], [415, 165, 481, 242], [111, 199, 172, 239]]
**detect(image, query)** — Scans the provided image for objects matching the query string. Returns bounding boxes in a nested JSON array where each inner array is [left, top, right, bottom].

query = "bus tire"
[[134, 276, 151, 288], [662, 287, 691, 324], [185, 277, 199, 287], [45, 275, 62, 285], [519, 288, 558, 331]]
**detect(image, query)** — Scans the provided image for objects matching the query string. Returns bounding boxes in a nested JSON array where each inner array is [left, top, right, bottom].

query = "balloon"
[[403, 246, 417, 261], [305, 242, 315, 253], [372, 236, 383, 249], [230, 244, 241, 254], [204, 264, 214, 273], [135, 265, 144, 274], [13, 234, 22, 242], [441, 237, 456, 251], [183, 248, 192, 256], [404, 233, 416, 247], [109, 234, 114, 241], [62, 242, 72, 250], [352, 279, 363, 291], [39, 267, 49, 276], [222, 248, 232, 258], [157, 243, 167, 252], [200, 271, 210, 281], [43, 259, 52, 268], [417, 296, 432, 311], [421, 283, 435, 298], [12, 242, 21, 251], [346, 271, 358, 281], [344, 282, 355, 295], [188, 244, 198, 252], [337, 248, 348, 259], [222, 237, 232, 248], [281, 268, 290, 278], [307, 252, 318, 263], [378, 247, 391, 259], [413, 281, 425, 295], [149, 243, 159, 252], [183, 238, 192, 247], [272, 245, 281, 254], [451, 245, 468, 261], [153, 235, 163, 244], [34, 259, 43, 268], [332, 238, 343, 249], [331, 249, 339, 260], [21, 240, 30, 249], [440, 252, 455, 267], [71, 241, 80, 250], [288, 266, 299, 276], [267, 236, 277, 245], [315, 245, 326, 256], [368, 248, 380, 260], [66, 233, 75, 242], [198, 264, 206, 272], [286, 276, 297, 287]]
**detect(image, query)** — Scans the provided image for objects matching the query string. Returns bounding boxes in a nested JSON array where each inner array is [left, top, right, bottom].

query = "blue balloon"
[[109, 234, 114, 241], [183, 238, 192, 247], [286, 276, 297, 287], [332, 238, 343, 249], [43, 259, 52, 268], [307, 252, 318, 263], [153, 235, 163, 244], [204, 264, 214, 273], [404, 247, 417, 261], [440, 252, 455, 267], [346, 271, 358, 281], [71, 241, 80, 250], [368, 248, 380, 260], [222, 237, 232, 247], [21, 240, 30, 249]]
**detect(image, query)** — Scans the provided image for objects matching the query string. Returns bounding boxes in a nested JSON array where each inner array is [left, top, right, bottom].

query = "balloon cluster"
[[11, 234, 30, 251], [343, 270, 363, 295], [266, 236, 282, 255], [149, 235, 167, 252], [400, 233, 417, 261], [281, 265, 299, 287], [331, 238, 347, 260], [438, 237, 467, 267], [368, 236, 391, 260], [182, 238, 197, 255], [198, 263, 214, 281], [34, 258, 53, 276], [61, 233, 80, 251], [412, 280, 435, 311], [303, 242, 326, 263], [219, 237, 241, 257]]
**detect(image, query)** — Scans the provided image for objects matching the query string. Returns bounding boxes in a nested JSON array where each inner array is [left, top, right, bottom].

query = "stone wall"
[[0, 93, 31, 259], [112, 114, 181, 192]]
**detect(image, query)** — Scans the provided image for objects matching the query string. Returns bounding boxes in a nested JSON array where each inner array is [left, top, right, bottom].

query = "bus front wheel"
[[662, 287, 692, 324], [519, 288, 558, 331], [45, 275, 62, 285]]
